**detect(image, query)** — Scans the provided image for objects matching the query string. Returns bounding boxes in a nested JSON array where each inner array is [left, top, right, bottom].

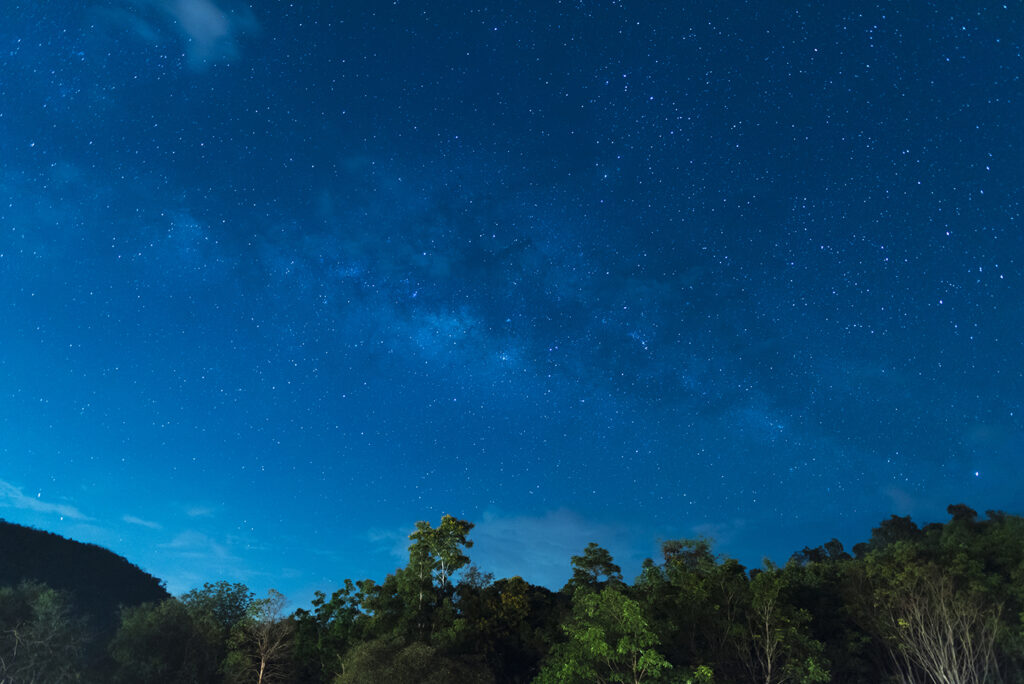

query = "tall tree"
[[291, 580, 368, 683], [562, 543, 623, 593], [226, 589, 294, 684], [360, 515, 475, 643], [633, 539, 747, 679], [408, 515, 476, 593], [743, 567, 830, 684]]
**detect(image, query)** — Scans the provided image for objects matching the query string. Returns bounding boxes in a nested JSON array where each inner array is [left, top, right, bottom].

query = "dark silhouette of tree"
[[108, 598, 220, 683], [852, 515, 922, 557], [0, 581, 90, 684], [337, 634, 494, 684], [181, 580, 256, 674], [291, 580, 368, 683], [562, 543, 623, 593]]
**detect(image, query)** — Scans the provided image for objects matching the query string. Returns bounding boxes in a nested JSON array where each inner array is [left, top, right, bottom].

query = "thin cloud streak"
[[470, 509, 637, 589], [0, 479, 88, 521], [123, 514, 162, 529]]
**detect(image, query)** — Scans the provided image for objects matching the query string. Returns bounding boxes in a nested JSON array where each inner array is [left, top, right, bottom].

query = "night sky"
[[1, 1, 1022, 601]]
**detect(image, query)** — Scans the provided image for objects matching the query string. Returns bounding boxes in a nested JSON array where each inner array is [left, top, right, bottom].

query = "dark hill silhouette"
[[0, 518, 169, 632]]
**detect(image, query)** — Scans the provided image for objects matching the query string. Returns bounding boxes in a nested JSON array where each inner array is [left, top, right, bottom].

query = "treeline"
[[2, 505, 1022, 683]]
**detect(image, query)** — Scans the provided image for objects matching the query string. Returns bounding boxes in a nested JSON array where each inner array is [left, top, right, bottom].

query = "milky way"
[[0, 2, 1021, 597]]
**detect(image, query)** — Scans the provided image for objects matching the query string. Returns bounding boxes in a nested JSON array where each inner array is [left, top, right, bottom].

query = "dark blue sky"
[[1, 1, 1021, 600]]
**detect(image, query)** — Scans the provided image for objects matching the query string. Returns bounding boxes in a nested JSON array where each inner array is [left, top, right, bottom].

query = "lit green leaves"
[[537, 586, 670, 684], [408, 515, 475, 590]]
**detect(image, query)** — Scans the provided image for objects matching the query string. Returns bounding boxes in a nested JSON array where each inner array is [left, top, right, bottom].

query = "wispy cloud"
[[367, 526, 413, 565], [99, 0, 258, 70], [690, 518, 748, 549], [158, 0, 258, 68], [365, 511, 637, 589], [157, 530, 248, 595], [185, 505, 216, 518], [0, 479, 88, 520], [161, 530, 236, 561], [123, 514, 162, 529], [470, 509, 636, 589]]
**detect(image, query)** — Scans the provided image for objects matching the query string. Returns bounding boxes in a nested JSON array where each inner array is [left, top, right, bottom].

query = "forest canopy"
[[1, 505, 1022, 683]]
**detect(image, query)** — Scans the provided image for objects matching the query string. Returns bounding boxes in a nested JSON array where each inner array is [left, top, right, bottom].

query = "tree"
[[455, 575, 565, 683], [109, 598, 220, 684], [744, 567, 829, 684], [182, 580, 257, 677], [852, 506, 1024, 682], [563, 543, 623, 593], [633, 539, 747, 680], [782, 541, 878, 683], [0, 581, 90, 684], [535, 586, 671, 684], [226, 589, 294, 684], [870, 559, 1001, 684], [336, 634, 494, 684], [408, 515, 476, 592], [181, 581, 255, 640], [292, 580, 368, 683], [853, 515, 922, 557], [358, 515, 475, 643]]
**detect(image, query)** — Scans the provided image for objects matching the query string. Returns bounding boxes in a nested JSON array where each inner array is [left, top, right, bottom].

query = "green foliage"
[[5, 505, 1024, 683], [781, 541, 877, 682], [455, 575, 568, 682], [108, 598, 220, 683], [745, 567, 830, 684], [359, 515, 476, 644], [536, 586, 671, 684], [109, 582, 257, 683], [563, 543, 624, 594], [680, 664, 715, 683], [632, 539, 749, 681], [335, 634, 494, 684], [856, 506, 1024, 683], [291, 580, 368, 682], [182, 581, 257, 679], [181, 581, 255, 638], [0, 580, 90, 684], [408, 515, 475, 592], [224, 588, 294, 683]]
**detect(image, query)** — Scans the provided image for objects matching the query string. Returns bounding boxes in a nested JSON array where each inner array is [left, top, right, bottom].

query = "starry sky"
[[1, 1, 1022, 600]]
